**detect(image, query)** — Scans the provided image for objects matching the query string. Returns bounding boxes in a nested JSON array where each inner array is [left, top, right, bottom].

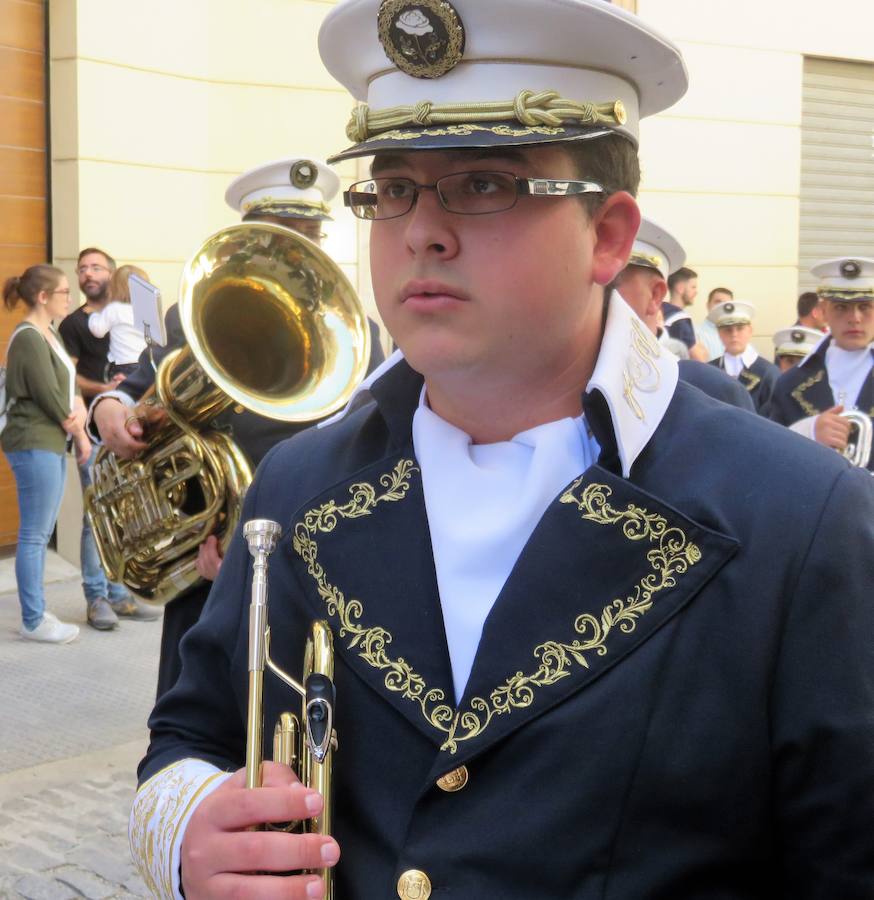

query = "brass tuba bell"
[[85, 223, 371, 604]]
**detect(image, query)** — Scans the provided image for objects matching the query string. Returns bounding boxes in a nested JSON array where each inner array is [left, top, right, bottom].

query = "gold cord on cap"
[[346, 89, 626, 142], [816, 286, 874, 300], [629, 252, 664, 271]]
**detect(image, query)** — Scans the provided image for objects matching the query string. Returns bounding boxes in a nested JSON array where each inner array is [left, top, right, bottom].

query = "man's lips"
[[400, 280, 468, 304]]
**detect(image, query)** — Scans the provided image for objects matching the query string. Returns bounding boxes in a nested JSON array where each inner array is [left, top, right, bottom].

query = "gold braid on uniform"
[[347, 89, 626, 142]]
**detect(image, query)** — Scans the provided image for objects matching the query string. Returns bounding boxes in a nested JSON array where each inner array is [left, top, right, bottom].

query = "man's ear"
[[590, 192, 640, 286], [647, 276, 667, 316]]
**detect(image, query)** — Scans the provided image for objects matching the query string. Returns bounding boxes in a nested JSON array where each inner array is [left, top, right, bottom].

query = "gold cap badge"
[[378, 0, 466, 79], [290, 160, 318, 189]]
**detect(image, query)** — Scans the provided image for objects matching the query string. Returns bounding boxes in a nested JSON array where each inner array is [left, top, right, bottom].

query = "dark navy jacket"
[[769, 337, 874, 471], [710, 354, 779, 416], [677, 359, 755, 412], [140, 358, 874, 899], [662, 300, 696, 349]]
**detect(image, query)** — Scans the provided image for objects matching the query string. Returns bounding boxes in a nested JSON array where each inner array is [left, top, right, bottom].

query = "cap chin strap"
[[346, 88, 625, 142]]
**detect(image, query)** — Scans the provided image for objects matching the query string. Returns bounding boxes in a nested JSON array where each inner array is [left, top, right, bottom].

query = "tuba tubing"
[[85, 223, 371, 605]]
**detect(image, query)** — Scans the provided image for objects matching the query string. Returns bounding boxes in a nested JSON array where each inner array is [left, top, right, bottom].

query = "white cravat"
[[412, 392, 598, 703], [723, 344, 758, 379], [826, 344, 873, 408]]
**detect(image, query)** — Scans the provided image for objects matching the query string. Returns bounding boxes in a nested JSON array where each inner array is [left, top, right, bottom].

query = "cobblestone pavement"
[[0, 552, 163, 898]]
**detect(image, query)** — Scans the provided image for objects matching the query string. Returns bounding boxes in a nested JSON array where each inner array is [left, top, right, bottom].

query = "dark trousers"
[[156, 581, 210, 699]]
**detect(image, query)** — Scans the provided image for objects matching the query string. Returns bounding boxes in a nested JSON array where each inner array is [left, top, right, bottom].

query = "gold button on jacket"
[[397, 868, 432, 899], [436, 764, 469, 792]]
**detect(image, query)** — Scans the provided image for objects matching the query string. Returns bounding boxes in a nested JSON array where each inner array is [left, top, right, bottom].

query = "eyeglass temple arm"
[[519, 178, 604, 196]]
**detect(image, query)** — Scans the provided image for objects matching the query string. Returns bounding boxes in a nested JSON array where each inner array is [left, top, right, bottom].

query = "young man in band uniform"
[[769, 257, 874, 470], [131, 2, 874, 898]]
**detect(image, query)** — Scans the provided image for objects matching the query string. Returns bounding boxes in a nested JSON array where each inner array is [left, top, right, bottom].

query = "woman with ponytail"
[[2, 265, 91, 643]]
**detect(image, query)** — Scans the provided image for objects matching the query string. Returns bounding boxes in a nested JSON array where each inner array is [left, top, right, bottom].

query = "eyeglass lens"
[[348, 172, 520, 220]]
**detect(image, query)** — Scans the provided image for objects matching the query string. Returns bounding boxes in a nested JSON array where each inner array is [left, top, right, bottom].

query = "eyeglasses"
[[52, 289, 71, 295], [344, 171, 604, 221], [77, 264, 109, 275]]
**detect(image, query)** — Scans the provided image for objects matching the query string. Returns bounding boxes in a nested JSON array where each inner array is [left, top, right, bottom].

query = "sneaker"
[[87, 597, 120, 631], [110, 596, 162, 621], [20, 615, 79, 644]]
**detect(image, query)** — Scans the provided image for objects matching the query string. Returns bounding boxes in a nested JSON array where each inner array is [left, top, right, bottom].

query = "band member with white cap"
[[612, 216, 754, 411], [90, 157, 385, 697], [772, 325, 822, 372], [769, 257, 874, 469], [708, 299, 779, 415], [131, 3, 874, 898]]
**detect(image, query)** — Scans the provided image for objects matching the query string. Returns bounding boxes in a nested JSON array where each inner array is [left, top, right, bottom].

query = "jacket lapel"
[[286, 450, 455, 748], [438, 465, 738, 763], [790, 349, 834, 416], [854, 352, 874, 414]]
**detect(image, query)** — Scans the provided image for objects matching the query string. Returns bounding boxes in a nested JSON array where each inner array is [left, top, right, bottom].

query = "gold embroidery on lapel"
[[738, 369, 761, 393], [791, 368, 826, 416], [293, 463, 701, 754], [622, 319, 662, 422]]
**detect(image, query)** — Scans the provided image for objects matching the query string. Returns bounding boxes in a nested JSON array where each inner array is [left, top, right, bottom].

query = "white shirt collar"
[[322, 292, 679, 478], [723, 344, 758, 377], [586, 290, 679, 476]]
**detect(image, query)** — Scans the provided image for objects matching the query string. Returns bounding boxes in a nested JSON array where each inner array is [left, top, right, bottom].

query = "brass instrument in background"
[[841, 409, 873, 470], [84, 223, 371, 604], [244, 519, 337, 898]]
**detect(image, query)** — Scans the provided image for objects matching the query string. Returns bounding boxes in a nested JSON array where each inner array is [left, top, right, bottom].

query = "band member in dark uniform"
[[708, 300, 779, 414], [614, 216, 754, 411], [130, 3, 874, 899], [772, 325, 821, 372], [89, 157, 385, 697], [770, 257, 874, 470]]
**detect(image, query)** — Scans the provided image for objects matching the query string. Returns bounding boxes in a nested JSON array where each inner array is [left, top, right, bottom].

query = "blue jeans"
[[5, 449, 67, 629], [78, 445, 129, 604]]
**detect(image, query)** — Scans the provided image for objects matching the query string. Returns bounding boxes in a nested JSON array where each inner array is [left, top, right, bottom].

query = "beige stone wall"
[[48, 0, 380, 327], [636, 0, 874, 351]]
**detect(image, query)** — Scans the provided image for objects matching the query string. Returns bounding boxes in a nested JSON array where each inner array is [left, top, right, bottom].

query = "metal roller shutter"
[[799, 57, 874, 293]]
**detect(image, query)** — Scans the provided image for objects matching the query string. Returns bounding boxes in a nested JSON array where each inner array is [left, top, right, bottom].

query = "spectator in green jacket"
[[2, 265, 91, 643]]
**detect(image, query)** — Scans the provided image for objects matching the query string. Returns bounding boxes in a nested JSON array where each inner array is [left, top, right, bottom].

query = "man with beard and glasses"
[[130, 2, 874, 898], [59, 247, 159, 631]]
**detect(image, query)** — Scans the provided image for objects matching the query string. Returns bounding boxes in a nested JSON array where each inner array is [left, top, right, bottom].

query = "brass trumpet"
[[841, 409, 873, 470], [243, 519, 337, 898]]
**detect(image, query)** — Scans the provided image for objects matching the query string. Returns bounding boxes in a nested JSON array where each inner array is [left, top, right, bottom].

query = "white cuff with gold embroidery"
[[86, 389, 136, 443], [129, 759, 232, 900], [789, 415, 818, 442]]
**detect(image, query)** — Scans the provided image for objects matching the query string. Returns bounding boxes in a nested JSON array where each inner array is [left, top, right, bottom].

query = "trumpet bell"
[[179, 222, 371, 423]]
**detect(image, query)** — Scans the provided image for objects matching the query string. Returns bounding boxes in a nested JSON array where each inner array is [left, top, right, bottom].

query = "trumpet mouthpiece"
[[244, 518, 283, 557]]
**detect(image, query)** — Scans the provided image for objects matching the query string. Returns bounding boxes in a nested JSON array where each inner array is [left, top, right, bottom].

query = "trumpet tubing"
[[243, 519, 337, 898]]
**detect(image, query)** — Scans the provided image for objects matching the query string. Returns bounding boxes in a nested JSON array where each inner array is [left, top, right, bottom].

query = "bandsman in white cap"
[[770, 257, 874, 470], [89, 156, 385, 697], [613, 217, 754, 411], [772, 325, 822, 373], [708, 300, 779, 415], [132, 4, 874, 899]]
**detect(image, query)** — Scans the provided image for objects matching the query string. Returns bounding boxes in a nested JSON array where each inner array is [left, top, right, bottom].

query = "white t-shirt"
[[88, 302, 146, 364]]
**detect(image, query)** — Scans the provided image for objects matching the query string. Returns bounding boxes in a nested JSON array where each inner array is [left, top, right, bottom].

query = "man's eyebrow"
[[370, 148, 533, 176], [370, 154, 413, 176]]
